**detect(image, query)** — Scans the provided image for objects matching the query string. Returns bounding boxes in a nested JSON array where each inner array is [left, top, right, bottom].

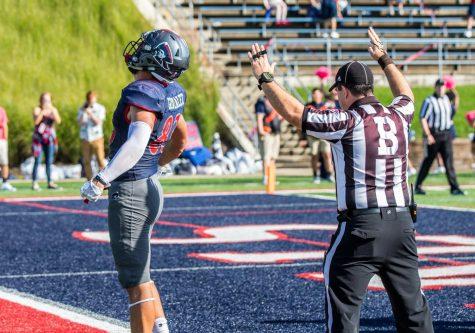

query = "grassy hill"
[[0, 0, 218, 165]]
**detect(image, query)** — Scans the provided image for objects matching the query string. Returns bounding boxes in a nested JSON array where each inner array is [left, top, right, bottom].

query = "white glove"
[[80, 180, 103, 202]]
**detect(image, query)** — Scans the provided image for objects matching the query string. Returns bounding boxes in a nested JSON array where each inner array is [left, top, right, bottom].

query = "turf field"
[[0, 192, 474, 332], [2, 172, 474, 208]]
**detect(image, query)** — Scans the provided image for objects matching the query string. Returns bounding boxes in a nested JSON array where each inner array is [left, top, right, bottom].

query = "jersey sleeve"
[[301, 105, 353, 142], [122, 83, 163, 114], [419, 97, 433, 120], [390, 95, 415, 123]]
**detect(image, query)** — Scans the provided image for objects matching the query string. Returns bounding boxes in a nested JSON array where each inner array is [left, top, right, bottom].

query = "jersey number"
[[374, 116, 398, 156], [149, 114, 181, 155]]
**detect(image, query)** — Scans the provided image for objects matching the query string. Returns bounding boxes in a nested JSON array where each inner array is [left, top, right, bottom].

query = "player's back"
[[332, 95, 414, 210], [109, 79, 186, 181]]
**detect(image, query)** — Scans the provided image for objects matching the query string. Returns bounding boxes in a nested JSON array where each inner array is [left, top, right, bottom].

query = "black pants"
[[323, 208, 433, 333], [415, 131, 459, 191]]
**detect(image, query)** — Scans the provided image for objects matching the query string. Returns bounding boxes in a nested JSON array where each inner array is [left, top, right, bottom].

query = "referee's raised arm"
[[368, 27, 414, 102], [248, 44, 305, 130]]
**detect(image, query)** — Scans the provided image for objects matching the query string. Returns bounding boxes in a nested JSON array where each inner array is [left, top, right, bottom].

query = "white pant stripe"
[[323, 221, 347, 332]]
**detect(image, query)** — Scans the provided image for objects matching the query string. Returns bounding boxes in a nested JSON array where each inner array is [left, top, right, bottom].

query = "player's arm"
[[368, 27, 414, 102], [257, 113, 267, 136], [52, 107, 62, 125], [158, 115, 187, 167], [33, 107, 44, 125], [81, 106, 154, 201], [248, 44, 304, 130]]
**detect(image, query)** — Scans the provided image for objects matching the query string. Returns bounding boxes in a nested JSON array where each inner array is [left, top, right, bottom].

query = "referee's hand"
[[368, 27, 386, 60], [248, 43, 276, 80]]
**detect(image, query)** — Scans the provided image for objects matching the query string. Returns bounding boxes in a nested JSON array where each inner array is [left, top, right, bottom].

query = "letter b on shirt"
[[374, 116, 398, 156]]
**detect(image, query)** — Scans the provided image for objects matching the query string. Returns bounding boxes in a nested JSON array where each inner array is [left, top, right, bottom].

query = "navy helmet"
[[123, 29, 190, 82]]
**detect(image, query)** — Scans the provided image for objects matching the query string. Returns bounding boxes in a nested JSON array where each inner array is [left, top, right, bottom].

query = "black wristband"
[[378, 54, 394, 70], [94, 174, 110, 188]]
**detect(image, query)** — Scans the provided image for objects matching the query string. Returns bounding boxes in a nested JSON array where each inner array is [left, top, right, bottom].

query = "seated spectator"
[[465, 0, 475, 38], [388, 0, 404, 16], [263, 0, 289, 26], [309, 0, 341, 38]]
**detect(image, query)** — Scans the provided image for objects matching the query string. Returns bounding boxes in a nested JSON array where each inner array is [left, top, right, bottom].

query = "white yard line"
[[0, 286, 129, 331], [0, 262, 322, 280]]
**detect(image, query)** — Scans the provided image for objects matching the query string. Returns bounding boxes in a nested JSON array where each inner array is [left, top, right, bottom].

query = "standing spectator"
[[465, 0, 475, 38], [255, 96, 281, 185], [0, 106, 16, 191], [77, 91, 106, 180], [415, 79, 464, 195], [31, 92, 61, 191], [301, 88, 334, 183], [263, 0, 288, 26]]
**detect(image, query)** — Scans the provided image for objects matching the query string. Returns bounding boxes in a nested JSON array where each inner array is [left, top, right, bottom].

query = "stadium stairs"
[[150, 0, 474, 171]]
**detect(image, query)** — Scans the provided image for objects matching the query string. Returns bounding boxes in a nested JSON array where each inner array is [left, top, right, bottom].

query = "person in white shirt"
[[77, 91, 106, 179]]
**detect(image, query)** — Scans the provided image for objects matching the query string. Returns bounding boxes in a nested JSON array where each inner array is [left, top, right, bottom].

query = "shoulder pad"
[[122, 81, 163, 113]]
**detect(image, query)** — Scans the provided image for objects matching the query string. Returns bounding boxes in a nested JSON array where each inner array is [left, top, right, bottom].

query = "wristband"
[[94, 174, 111, 188], [378, 54, 394, 70]]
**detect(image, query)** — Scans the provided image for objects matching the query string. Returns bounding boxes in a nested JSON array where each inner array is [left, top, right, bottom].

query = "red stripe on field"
[[161, 208, 334, 218], [465, 304, 475, 309], [0, 298, 105, 332], [6, 201, 107, 218]]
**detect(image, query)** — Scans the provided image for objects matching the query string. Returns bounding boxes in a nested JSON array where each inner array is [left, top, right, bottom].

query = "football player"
[[80, 29, 189, 333]]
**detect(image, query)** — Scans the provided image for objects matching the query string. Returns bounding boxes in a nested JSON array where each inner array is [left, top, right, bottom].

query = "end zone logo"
[[73, 223, 475, 291]]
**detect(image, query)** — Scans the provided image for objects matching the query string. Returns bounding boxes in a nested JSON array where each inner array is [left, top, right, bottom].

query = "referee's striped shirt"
[[419, 94, 453, 132], [302, 95, 415, 211]]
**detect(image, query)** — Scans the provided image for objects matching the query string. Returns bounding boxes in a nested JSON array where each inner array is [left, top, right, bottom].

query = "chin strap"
[[128, 297, 155, 309]]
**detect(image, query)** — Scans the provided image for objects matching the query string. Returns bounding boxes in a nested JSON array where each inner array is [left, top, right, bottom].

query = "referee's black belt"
[[338, 207, 410, 218]]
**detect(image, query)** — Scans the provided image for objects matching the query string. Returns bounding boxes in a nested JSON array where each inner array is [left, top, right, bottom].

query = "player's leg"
[[94, 137, 106, 170], [438, 133, 461, 192], [108, 175, 166, 332], [414, 137, 438, 192], [31, 146, 43, 190], [324, 219, 378, 332], [320, 140, 333, 181], [44, 141, 57, 188], [379, 213, 433, 333], [81, 139, 93, 179]]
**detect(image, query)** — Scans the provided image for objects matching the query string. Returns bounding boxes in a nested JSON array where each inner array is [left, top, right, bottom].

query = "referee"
[[414, 79, 465, 195], [248, 27, 433, 332]]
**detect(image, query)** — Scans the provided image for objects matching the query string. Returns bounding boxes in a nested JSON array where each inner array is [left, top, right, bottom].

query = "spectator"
[[308, 0, 341, 38], [301, 88, 334, 183], [263, 0, 289, 26], [77, 91, 106, 180], [31, 92, 61, 191], [0, 106, 16, 191], [255, 96, 281, 185], [415, 79, 464, 195], [465, 0, 475, 38], [388, 0, 404, 16]]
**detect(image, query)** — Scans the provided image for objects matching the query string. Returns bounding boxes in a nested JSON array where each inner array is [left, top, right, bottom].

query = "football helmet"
[[123, 29, 190, 82]]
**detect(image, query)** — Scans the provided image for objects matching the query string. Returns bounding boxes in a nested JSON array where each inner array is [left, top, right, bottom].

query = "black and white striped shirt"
[[419, 94, 453, 132], [302, 95, 415, 211]]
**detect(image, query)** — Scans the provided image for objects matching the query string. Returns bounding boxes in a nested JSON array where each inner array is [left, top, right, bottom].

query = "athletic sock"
[[2, 178, 7, 183], [153, 317, 169, 333]]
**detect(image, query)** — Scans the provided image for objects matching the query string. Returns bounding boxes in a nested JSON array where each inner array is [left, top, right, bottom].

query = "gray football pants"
[[108, 174, 164, 288]]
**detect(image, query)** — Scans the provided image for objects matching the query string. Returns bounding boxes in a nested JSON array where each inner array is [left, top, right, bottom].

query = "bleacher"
[[179, 0, 475, 168]]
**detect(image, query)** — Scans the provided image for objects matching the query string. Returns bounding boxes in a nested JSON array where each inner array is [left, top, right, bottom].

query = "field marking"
[[0, 286, 129, 331], [0, 262, 322, 280]]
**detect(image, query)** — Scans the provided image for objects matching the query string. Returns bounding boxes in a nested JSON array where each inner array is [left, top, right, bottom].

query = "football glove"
[[80, 180, 103, 202]]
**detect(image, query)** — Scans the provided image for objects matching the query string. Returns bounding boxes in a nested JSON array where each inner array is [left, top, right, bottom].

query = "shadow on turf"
[[261, 318, 475, 332]]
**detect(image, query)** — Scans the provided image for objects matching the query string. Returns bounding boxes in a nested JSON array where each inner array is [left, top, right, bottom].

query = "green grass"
[[2, 173, 474, 208], [297, 85, 475, 139], [0, 0, 218, 166]]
